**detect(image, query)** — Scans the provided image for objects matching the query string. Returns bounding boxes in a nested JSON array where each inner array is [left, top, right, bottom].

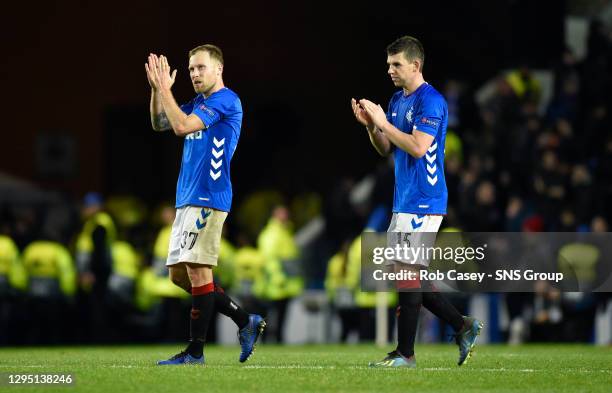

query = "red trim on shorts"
[[192, 282, 214, 295]]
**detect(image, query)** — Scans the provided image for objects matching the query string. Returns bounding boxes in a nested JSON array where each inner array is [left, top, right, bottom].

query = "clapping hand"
[[351, 98, 373, 127], [145, 53, 177, 91], [358, 99, 388, 130]]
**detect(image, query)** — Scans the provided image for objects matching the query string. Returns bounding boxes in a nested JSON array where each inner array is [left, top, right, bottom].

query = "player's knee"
[[185, 264, 213, 287], [170, 274, 184, 287], [169, 268, 189, 288]]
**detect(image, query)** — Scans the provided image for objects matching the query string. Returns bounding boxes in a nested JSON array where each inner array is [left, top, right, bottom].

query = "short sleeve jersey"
[[175, 87, 242, 212], [386, 82, 448, 215]]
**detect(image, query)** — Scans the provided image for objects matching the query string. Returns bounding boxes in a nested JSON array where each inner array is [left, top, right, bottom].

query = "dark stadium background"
[[4, 0, 612, 351], [1, 0, 563, 200]]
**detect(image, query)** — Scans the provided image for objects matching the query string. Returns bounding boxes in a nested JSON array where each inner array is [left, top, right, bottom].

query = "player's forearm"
[[158, 88, 191, 137], [379, 121, 426, 158], [367, 125, 392, 157], [150, 89, 170, 131]]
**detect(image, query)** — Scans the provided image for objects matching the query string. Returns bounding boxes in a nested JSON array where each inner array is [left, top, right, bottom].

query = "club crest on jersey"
[[406, 107, 413, 123]]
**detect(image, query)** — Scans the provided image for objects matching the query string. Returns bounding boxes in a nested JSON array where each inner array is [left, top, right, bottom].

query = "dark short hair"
[[188, 44, 224, 65], [386, 36, 425, 71]]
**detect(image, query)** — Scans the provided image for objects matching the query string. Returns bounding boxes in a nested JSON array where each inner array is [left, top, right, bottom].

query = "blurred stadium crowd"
[[1, 19, 612, 346]]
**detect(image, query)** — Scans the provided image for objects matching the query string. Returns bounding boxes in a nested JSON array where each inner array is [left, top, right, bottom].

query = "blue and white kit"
[[176, 87, 243, 212], [167, 87, 242, 266], [385, 82, 448, 266]]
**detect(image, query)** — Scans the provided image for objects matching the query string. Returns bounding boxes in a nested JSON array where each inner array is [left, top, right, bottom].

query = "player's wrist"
[[158, 87, 174, 99], [376, 120, 390, 134]]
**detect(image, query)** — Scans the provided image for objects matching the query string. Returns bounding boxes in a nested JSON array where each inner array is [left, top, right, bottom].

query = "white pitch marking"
[[4, 364, 606, 374]]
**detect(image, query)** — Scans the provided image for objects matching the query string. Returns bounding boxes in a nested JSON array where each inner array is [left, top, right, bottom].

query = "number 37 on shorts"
[[180, 208, 211, 250], [167, 206, 228, 267], [180, 231, 199, 250]]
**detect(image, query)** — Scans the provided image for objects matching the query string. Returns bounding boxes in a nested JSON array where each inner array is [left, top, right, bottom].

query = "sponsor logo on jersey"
[[199, 104, 216, 117], [420, 117, 439, 127]]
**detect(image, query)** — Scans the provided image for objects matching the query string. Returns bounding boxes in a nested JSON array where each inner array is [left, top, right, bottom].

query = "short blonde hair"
[[188, 44, 224, 65]]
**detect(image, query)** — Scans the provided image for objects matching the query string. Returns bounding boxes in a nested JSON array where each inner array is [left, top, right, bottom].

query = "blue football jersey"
[[386, 82, 448, 215], [175, 87, 242, 212]]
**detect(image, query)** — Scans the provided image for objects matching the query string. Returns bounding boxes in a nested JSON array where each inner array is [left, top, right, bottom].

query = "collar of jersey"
[[402, 82, 428, 98], [200, 87, 227, 100]]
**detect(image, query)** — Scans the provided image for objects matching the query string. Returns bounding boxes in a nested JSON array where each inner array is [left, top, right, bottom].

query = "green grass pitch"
[[0, 344, 610, 392]]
